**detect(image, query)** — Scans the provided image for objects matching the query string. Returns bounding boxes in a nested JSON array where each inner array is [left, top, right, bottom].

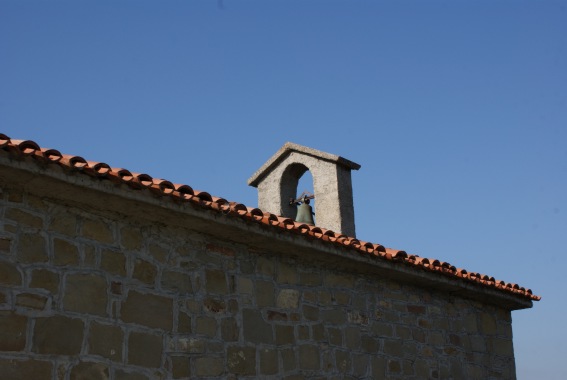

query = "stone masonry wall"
[[0, 186, 516, 379]]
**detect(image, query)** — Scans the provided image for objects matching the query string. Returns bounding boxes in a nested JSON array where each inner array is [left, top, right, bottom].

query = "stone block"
[[30, 268, 59, 293], [276, 324, 295, 345], [256, 255, 275, 276], [70, 361, 109, 380], [0, 311, 27, 351], [277, 289, 299, 309], [256, 280, 275, 307], [303, 304, 319, 321], [300, 272, 322, 286], [5, 208, 43, 228], [260, 348, 279, 375], [18, 233, 47, 263], [388, 359, 401, 373], [0, 260, 21, 285], [298, 325, 309, 340], [336, 350, 351, 373], [133, 258, 157, 285], [64, 273, 108, 316], [321, 309, 346, 324], [361, 335, 379, 353], [0, 358, 52, 380], [100, 249, 126, 277], [161, 270, 192, 294], [280, 347, 296, 371], [371, 357, 386, 377], [178, 312, 192, 334], [49, 211, 78, 236], [53, 238, 79, 266], [277, 262, 297, 284], [481, 313, 497, 334], [120, 226, 143, 251], [345, 326, 361, 349], [383, 340, 403, 357], [128, 330, 163, 368], [492, 338, 513, 357], [149, 243, 168, 263], [312, 323, 325, 341], [299, 344, 320, 370], [227, 346, 256, 375], [194, 357, 224, 377], [396, 326, 412, 340], [33, 315, 84, 355], [334, 291, 350, 305], [121, 290, 173, 330], [89, 321, 123, 361], [243, 309, 273, 344], [196, 316, 217, 337], [324, 273, 354, 288], [16, 293, 48, 309], [327, 327, 342, 346], [0, 237, 12, 253], [82, 218, 114, 244], [238, 276, 254, 294], [205, 269, 227, 294], [221, 317, 239, 341], [352, 354, 369, 377], [170, 355, 190, 379]]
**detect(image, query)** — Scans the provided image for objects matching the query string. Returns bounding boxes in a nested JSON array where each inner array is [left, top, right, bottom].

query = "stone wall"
[[0, 186, 516, 379]]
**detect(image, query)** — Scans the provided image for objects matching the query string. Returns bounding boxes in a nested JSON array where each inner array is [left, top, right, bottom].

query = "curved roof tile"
[[0, 133, 540, 301]]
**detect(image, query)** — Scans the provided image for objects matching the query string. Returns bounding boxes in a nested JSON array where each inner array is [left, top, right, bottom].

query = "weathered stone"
[[30, 268, 59, 293], [5, 208, 43, 228], [299, 344, 320, 370], [243, 309, 273, 344], [205, 269, 227, 294], [227, 346, 256, 375], [0, 311, 27, 351], [277, 289, 299, 309], [16, 293, 47, 309], [49, 211, 78, 236], [256, 256, 275, 276], [481, 312, 497, 334], [352, 354, 369, 377], [70, 361, 109, 380], [276, 324, 295, 345], [196, 316, 216, 337], [328, 327, 342, 346], [321, 309, 346, 324], [161, 270, 192, 294], [33, 315, 84, 355], [178, 312, 191, 334], [149, 243, 168, 263], [371, 356, 386, 377], [121, 291, 173, 330], [298, 325, 309, 340], [0, 237, 12, 253], [53, 238, 79, 265], [0, 260, 21, 285], [300, 272, 322, 286], [277, 262, 297, 284], [260, 348, 279, 375], [0, 358, 52, 379], [221, 317, 238, 341], [237, 276, 254, 294], [120, 226, 143, 251], [89, 322, 123, 361], [335, 350, 351, 373], [345, 326, 361, 349], [133, 258, 157, 285], [100, 249, 126, 277], [18, 233, 47, 263], [280, 347, 296, 371], [82, 218, 114, 244], [383, 340, 403, 357], [388, 359, 401, 373], [256, 280, 275, 307], [324, 273, 354, 288], [194, 357, 224, 377], [170, 355, 190, 379], [64, 273, 107, 316], [128, 331, 163, 368]]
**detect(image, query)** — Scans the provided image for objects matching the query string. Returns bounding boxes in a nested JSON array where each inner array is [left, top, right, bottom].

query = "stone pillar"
[[248, 143, 360, 237]]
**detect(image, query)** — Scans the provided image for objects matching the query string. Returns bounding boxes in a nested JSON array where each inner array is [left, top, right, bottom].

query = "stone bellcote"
[[248, 142, 361, 237]]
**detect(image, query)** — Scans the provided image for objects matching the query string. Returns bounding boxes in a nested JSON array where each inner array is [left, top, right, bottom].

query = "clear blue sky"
[[1, 1, 565, 378]]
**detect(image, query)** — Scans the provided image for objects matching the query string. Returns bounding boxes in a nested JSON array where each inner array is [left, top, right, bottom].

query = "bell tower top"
[[247, 142, 361, 237]]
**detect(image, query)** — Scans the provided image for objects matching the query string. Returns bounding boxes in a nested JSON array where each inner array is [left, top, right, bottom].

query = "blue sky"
[[1, 1, 566, 378]]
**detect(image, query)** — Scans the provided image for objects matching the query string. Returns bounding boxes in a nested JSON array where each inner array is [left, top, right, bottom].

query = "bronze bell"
[[295, 199, 315, 225]]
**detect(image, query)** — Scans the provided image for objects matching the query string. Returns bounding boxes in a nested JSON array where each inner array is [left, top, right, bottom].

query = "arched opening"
[[279, 163, 315, 221]]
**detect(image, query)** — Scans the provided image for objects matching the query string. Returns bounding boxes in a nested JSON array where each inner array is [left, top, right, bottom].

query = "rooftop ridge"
[[0, 133, 540, 302]]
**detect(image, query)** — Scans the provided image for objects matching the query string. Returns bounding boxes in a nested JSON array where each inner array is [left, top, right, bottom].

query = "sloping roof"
[[0, 133, 540, 302]]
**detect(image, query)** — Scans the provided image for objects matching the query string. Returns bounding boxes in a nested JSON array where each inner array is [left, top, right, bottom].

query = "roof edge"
[[247, 142, 361, 187]]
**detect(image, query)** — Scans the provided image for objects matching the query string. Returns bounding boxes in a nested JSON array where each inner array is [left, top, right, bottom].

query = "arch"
[[279, 162, 310, 219]]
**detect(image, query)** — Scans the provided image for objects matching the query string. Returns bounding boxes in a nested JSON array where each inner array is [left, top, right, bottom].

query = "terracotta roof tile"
[[0, 133, 541, 302]]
